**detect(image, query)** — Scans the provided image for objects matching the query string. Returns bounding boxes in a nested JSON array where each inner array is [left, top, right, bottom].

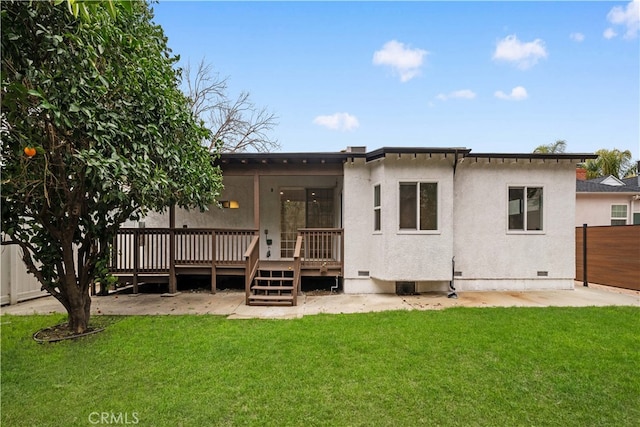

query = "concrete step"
[[248, 294, 294, 306]]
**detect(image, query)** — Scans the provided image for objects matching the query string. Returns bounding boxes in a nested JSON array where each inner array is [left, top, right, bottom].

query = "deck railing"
[[109, 228, 257, 273], [108, 228, 344, 293], [244, 235, 260, 304], [292, 235, 303, 305], [298, 228, 344, 274]]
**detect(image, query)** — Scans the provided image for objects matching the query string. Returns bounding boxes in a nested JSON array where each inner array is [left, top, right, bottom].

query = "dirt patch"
[[304, 289, 335, 296], [33, 323, 105, 343]]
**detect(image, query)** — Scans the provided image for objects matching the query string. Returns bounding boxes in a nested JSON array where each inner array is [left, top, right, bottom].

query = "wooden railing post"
[[133, 229, 139, 294], [293, 235, 303, 306], [582, 224, 588, 287], [211, 231, 216, 293], [244, 235, 260, 305], [169, 228, 177, 294], [340, 229, 344, 276]]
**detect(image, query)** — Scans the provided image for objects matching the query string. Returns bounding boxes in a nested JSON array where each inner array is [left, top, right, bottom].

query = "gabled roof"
[[577, 175, 640, 193]]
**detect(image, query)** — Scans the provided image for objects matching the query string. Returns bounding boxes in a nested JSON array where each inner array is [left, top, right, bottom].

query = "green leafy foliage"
[[582, 148, 635, 179], [1, 0, 222, 332]]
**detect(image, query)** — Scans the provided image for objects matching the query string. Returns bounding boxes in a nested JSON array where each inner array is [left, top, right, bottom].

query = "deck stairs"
[[248, 261, 298, 306]]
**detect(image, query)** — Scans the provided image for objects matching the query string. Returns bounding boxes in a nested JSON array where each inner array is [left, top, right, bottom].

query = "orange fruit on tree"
[[24, 146, 36, 158]]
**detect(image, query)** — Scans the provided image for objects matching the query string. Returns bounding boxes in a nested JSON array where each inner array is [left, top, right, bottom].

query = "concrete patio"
[[1, 282, 637, 319]]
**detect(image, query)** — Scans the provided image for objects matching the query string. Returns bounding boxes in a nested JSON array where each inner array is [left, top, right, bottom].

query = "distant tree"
[[1, 0, 222, 333], [582, 148, 634, 179], [184, 59, 279, 153], [533, 140, 567, 154]]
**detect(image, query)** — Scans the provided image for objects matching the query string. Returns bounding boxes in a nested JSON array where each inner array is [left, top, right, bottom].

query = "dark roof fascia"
[[366, 147, 471, 162], [216, 151, 363, 166], [465, 153, 598, 162]]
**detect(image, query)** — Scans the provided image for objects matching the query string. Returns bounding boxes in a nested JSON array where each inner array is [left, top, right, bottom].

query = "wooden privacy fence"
[[575, 225, 640, 291]]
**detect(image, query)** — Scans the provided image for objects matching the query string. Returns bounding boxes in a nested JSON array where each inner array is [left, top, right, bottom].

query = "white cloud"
[[570, 32, 585, 42], [603, 28, 618, 39], [492, 35, 548, 69], [494, 86, 528, 101], [606, 0, 640, 39], [373, 40, 428, 82], [436, 89, 477, 101], [312, 113, 360, 131]]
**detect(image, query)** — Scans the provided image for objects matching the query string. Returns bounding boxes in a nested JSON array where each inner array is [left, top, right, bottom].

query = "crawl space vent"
[[395, 281, 416, 295]]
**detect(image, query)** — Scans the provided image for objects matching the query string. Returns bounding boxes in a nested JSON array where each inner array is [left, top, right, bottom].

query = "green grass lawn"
[[2, 307, 639, 426]]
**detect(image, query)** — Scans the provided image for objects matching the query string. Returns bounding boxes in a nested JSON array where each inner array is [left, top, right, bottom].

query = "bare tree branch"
[[184, 59, 279, 153]]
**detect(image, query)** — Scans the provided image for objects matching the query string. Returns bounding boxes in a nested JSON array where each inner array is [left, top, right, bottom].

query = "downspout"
[[448, 256, 457, 298], [448, 150, 459, 298]]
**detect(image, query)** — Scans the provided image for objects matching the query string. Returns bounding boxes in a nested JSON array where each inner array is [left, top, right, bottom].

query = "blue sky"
[[152, 1, 640, 160]]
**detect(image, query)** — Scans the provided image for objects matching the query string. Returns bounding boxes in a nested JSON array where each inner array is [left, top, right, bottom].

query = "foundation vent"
[[395, 281, 416, 295], [454, 271, 463, 277], [537, 271, 549, 277], [358, 270, 370, 277]]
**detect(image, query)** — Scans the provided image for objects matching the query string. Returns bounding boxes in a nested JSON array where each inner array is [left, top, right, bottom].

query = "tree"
[[582, 148, 634, 179], [1, 0, 223, 333], [184, 59, 279, 153], [533, 140, 567, 154]]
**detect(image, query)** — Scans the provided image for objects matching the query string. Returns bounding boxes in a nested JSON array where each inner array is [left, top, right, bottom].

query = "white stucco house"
[[108, 147, 595, 305], [575, 173, 640, 227]]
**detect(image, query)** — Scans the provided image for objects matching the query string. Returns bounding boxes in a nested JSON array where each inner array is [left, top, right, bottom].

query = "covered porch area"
[[107, 150, 361, 305]]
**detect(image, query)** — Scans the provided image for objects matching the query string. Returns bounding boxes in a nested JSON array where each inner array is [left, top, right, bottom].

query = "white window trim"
[[373, 183, 382, 234], [610, 203, 628, 225], [397, 180, 441, 235], [506, 184, 546, 235]]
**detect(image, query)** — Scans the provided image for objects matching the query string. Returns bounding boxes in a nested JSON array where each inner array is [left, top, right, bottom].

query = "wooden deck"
[[107, 228, 343, 304]]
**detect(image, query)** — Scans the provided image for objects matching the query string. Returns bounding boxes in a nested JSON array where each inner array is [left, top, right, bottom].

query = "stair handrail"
[[243, 235, 260, 305], [292, 235, 303, 306]]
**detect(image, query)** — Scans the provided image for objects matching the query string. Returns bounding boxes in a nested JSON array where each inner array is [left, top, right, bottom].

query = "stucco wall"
[[576, 193, 640, 226], [453, 160, 576, 290], [343, 156, 455, 293], [130, 175, 255, 229], [132, 174, 343, 260]]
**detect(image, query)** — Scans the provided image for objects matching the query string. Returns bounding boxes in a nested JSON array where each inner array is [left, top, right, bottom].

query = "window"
[[373, 184, 381, 231], [611, 204, 627, 226], [508, 186, 543, 231], [399, 182, 437, 231]]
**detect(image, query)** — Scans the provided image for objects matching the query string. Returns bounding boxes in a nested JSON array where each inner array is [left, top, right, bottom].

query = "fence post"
[[582, 224, 588, 287]]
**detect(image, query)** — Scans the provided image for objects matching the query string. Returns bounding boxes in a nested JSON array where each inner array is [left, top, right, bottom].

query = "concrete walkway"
[[2, 282, 637, 319]]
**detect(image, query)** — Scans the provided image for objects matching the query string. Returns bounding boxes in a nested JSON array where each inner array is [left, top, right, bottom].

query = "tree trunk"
[[68, 299, 90, 334], [58, 274, 92, 334]]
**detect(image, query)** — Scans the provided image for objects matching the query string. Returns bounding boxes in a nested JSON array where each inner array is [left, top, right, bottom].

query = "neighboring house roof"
[[576, 175, 640, 193]]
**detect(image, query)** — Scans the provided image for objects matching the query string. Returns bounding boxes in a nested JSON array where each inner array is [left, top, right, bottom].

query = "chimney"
[[576, 167, 587, 181], [345, 146, 366, 153]]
